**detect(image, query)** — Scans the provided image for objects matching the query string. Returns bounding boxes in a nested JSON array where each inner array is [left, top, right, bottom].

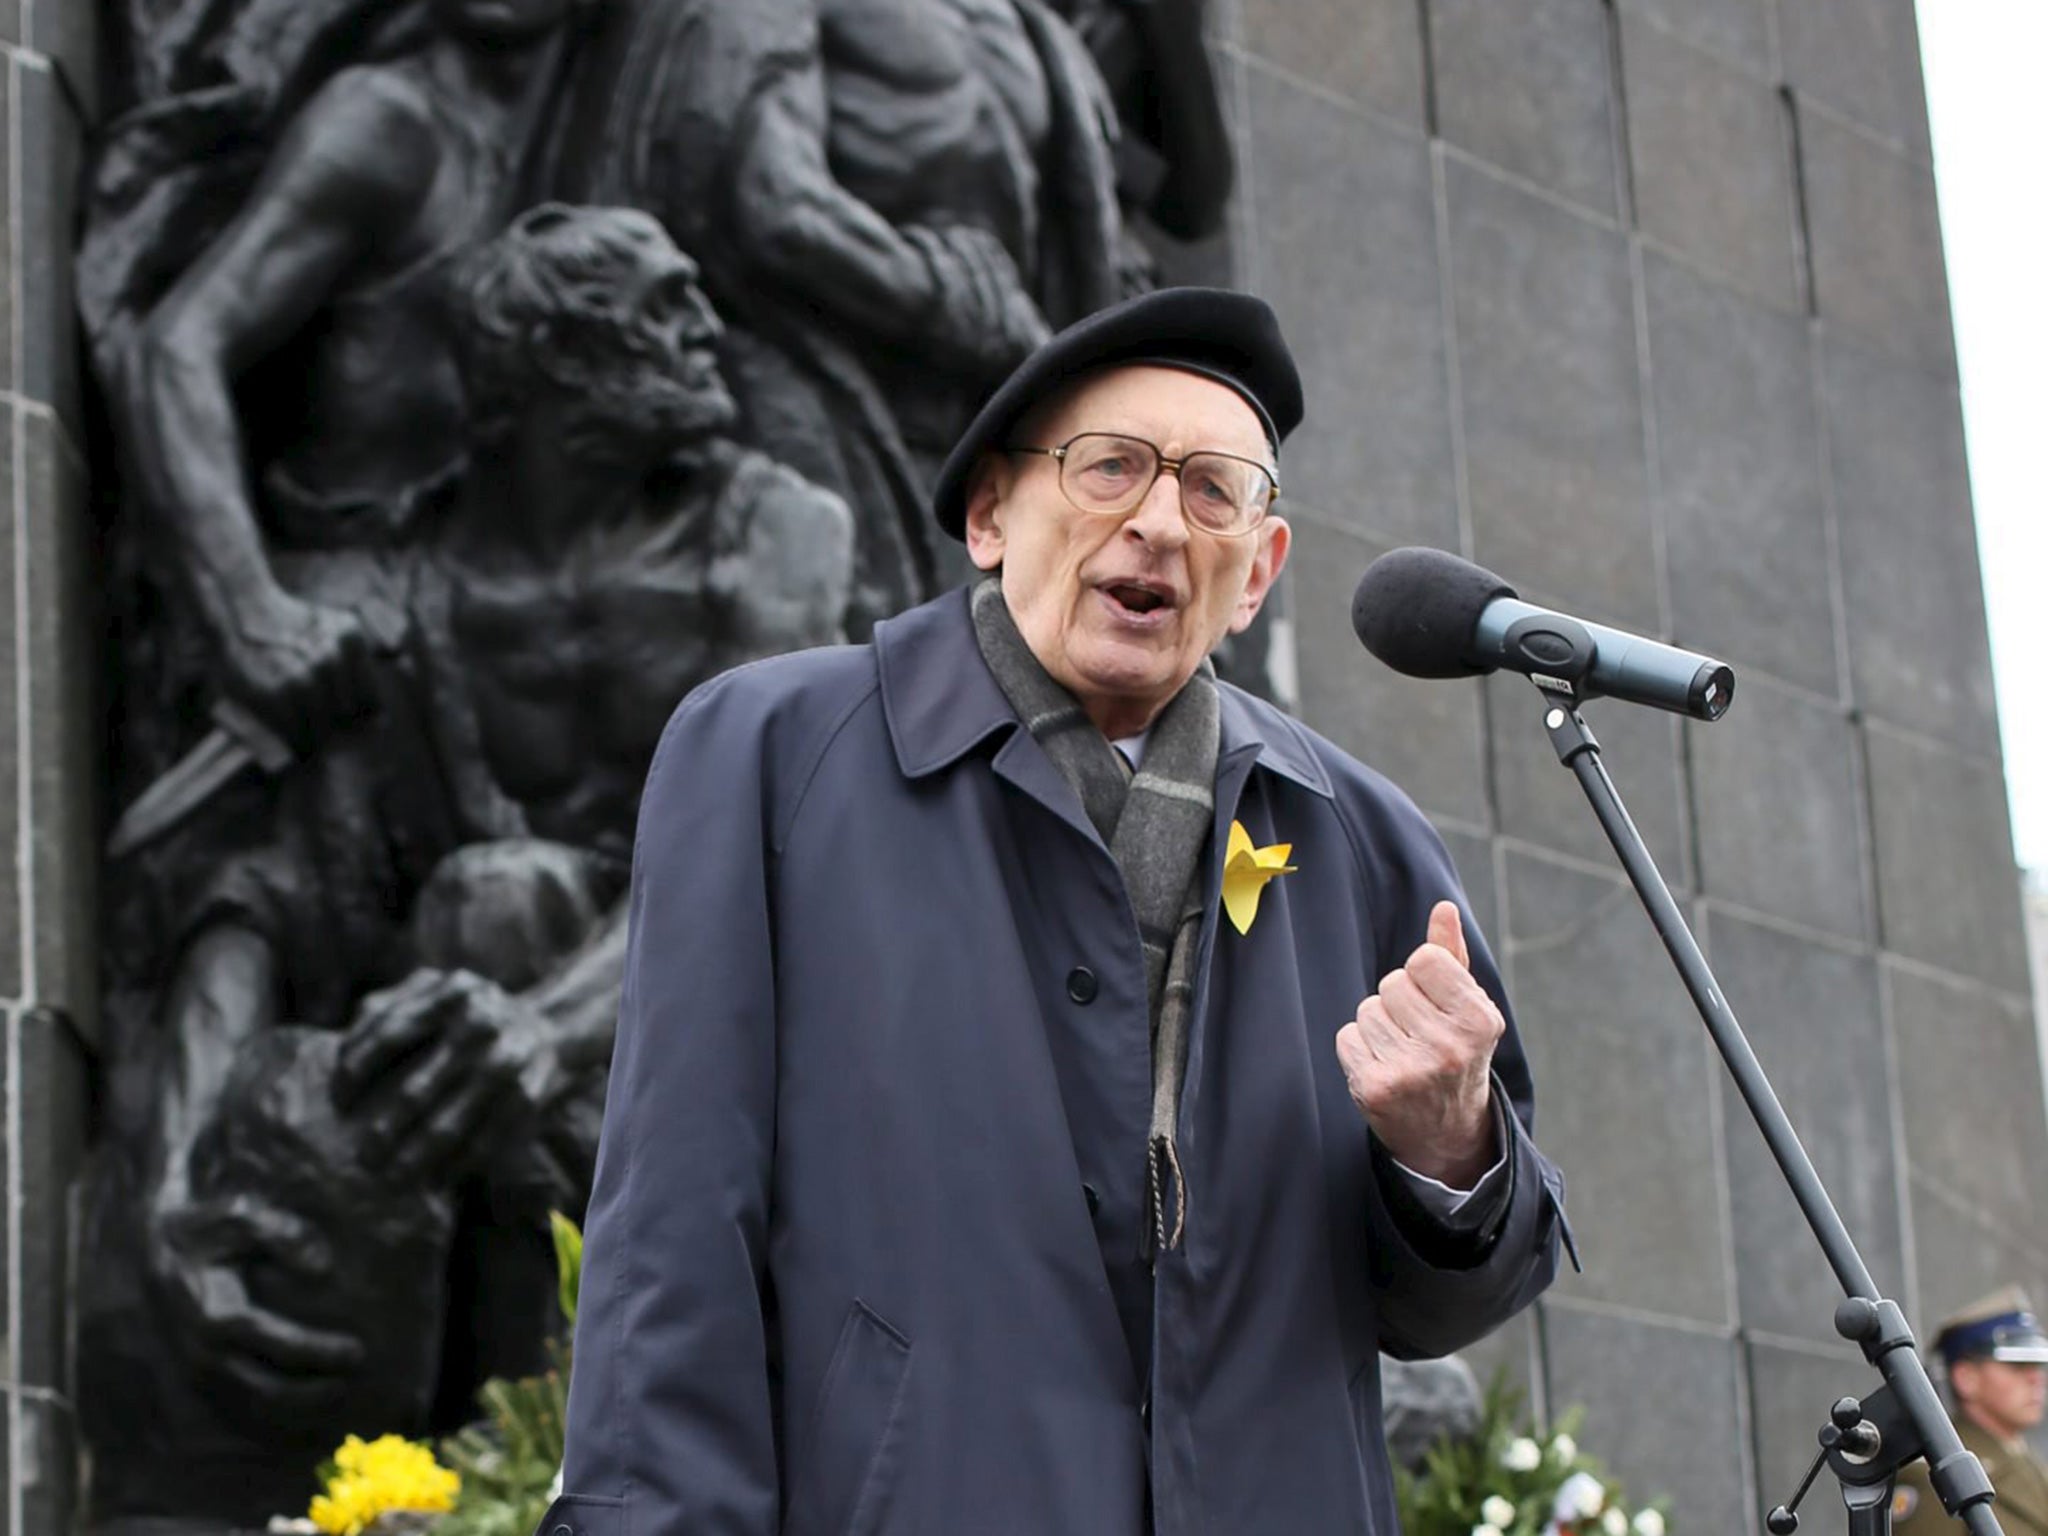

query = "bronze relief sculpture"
[[75, 0, 1229, 1526]]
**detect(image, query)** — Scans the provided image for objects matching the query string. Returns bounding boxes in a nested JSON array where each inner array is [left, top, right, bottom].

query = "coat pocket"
[[531, 1492, 622, 1536], [784, 1299, 914, 1536]]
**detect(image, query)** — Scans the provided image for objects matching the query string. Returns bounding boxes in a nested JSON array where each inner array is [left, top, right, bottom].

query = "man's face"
[[556, 216, 737, 458], [964, 364, 1289, 738], [1953, 1358, 2048, 1439]]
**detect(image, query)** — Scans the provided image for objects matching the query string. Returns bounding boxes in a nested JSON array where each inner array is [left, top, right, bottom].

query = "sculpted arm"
[[728, 52, 1049, 374], [119, 76, 437, 741]]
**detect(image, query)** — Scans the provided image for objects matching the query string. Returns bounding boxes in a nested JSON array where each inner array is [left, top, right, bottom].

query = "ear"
[[963, 454, 1013, 573], [1227, 515, 1290, 635]]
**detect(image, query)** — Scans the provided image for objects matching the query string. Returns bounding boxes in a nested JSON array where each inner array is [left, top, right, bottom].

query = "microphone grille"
[[1351, 547, 1517, 679]]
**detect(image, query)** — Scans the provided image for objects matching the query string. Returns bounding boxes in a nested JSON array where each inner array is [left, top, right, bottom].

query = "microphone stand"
[[1528, 683, 2001, 1536]]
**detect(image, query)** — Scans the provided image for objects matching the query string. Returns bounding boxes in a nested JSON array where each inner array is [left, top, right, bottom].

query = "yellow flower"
[[308, 1434, 461, 1535], [1221, 819, 1297, 935]]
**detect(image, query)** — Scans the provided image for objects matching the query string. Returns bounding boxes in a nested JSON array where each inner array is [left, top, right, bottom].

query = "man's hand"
[[222, 590, 377, 751], [1335, 900, 1502, 1187], [333, 968, 568, 1187]]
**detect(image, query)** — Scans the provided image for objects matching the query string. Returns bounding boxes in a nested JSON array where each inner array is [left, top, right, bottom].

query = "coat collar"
[[874, 588, 1333, 799]]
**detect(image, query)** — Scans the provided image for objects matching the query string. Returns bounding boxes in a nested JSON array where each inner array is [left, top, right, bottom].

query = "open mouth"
[[1104, 581, 1173, 616]]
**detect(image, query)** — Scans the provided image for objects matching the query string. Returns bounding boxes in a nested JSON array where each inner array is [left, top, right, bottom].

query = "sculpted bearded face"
[[963, 364, 1290, 738]]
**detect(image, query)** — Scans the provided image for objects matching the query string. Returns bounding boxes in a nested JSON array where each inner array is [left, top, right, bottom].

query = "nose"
[[1124, 467, 1190, 548]]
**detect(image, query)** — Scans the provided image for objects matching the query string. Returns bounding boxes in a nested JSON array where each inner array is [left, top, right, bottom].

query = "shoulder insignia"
[[1892, 1486, 1920, 1521]]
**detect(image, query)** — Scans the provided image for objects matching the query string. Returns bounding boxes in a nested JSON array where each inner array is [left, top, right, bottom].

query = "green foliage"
[[434, 1349, 569, 1536], [432, 1212, 585, 1536], [550, 1210, 583, 1329], [1395, 1373, 1670, 1536]]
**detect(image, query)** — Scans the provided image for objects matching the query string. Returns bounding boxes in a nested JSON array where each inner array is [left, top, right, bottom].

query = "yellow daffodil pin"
[[1222, 819, 1297, 935]]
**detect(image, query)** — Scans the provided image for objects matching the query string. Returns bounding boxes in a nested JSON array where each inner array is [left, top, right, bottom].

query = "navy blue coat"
[[546, 589, 1568, 1536]]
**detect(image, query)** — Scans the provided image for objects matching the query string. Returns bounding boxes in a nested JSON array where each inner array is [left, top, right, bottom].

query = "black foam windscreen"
[[1350, 547, 1519, 679]]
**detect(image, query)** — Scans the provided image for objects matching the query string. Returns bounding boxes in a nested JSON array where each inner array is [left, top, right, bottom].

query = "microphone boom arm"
[[1531, 686, 1997, 1536]]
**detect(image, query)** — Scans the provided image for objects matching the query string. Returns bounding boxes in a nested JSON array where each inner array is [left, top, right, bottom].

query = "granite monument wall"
[[1220, 0, 2043, 1528], [1, 0, 99, 1528]]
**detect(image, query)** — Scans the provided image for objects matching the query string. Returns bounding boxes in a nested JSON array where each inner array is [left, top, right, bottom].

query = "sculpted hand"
[[1335, 901, 1502, 1187], [909, 223, 1051, 376], [222, 590, 377, 752], [144, 1185, 362, 1405], [333, 968, 568, 1187]]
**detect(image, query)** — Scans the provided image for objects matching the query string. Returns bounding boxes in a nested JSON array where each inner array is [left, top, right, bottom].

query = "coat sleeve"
[[545, 676, 782, 1536], [1348, 795, 1576, 1361]]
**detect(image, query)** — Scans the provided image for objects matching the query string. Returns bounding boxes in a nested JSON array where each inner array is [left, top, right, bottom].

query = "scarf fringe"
[[1148, 1133, 1187, 1258]]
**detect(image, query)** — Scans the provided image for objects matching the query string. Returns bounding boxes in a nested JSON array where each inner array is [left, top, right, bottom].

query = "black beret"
[[931, 286, 1304, 540]]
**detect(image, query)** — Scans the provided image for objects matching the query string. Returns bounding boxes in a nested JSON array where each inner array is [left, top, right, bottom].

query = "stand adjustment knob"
[[1832, 1398, 1865, 1430], [1766, 1505, 1799, 1534], [1836, 1298, 1880, 1342]]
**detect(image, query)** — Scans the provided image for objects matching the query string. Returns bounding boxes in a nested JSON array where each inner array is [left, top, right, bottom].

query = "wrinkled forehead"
[[1024, 362, 1276, 462]]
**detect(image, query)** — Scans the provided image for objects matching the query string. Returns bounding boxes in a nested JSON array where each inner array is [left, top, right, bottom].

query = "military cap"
[[931, 286, 1305, 541], [1934, 1286, 2048, 1366]]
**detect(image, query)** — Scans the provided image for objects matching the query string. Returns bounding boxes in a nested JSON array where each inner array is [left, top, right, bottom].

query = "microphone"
[[1350, 547, 1735, 721]]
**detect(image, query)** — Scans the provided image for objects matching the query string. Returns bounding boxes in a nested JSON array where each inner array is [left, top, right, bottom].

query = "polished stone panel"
[[18, 1393, 78, 1536], [1503, 852, 1729, 1323], [17, 1007, 90, 1393], [1864, 729, 2029, 994], [1643, 254, 1836, 697], [1779, 0, 1931, 157], [1242, 72, 1458, 548], [1444, 161, 1656, 630], [1908, 1176, 2048, 1344], [1889, 963, 2047, 1234], [1429, 0, 1620, 216], [1545, 1307, 1750, 1531], [0, 409, 19, 1003], [1621, 13, 1798, 310], [1292, 517, 1491, 827], [18, 62, 85, 436], [1689, 676, 1869, 943], [1617, 0, 1769, 76], [1486, 670, 1691, 890], [1705, 911, 1901, 1343], [1799, 109, 1954, 374], [23, 415, 98, 1033], [1822, 339, 1997, 748], [1239, 0, 1427, 125]]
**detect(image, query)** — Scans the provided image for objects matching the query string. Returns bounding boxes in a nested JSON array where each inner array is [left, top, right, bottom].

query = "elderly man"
[[1896, 1288, 2048, 1536], [547, 287, 1570, 1536]]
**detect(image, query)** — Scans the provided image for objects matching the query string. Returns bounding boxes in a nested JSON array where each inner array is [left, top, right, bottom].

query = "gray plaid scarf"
[[970, 578, 1217, 1254]]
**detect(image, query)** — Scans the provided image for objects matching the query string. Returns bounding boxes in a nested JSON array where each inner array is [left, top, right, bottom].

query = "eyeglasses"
[[1006, 432, 1281, 537]]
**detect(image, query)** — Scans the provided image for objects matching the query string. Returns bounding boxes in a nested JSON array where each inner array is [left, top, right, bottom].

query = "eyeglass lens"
[[1060, 434, 1274, 531]]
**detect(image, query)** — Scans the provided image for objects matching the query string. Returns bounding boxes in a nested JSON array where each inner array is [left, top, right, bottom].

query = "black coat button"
[[1066, 966, 1098, 1003]]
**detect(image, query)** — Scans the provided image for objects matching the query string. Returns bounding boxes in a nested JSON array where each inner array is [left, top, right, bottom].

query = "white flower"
[[1553, 1471, 1605, 1522], [1550, 1433, 1579, 1464], [1473, 1524, 1506, 1536], [1502, 1437, 1543, 1472], [1483, 1495, 1519, 1527], [1602, 1509, 1629, 1536], [1632, 1511, 1666, 1536]]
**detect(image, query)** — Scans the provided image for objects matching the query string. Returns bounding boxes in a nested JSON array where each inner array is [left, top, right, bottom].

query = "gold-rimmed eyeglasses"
[[1005, 432, 1281, 537]]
